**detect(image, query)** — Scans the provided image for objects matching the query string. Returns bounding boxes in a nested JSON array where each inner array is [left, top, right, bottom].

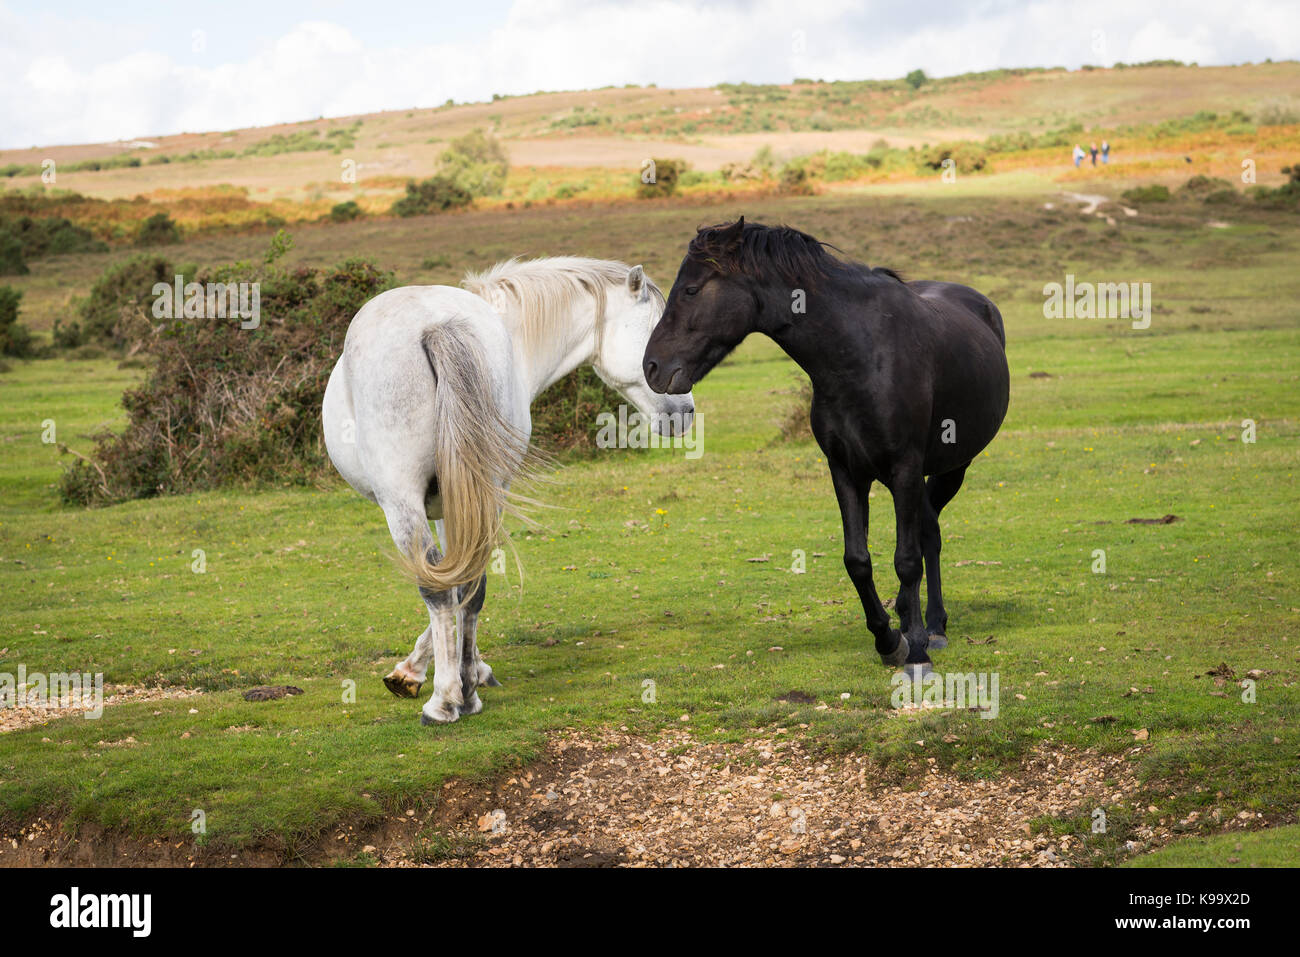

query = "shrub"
[[1182, 175, 1233, 194], [0, 216, 107, 262], [135, 212, 181, 246], [0, 233, 27, 276], [528, 366, 626, 456], [52, 317, 85, 349], [1203, 189, 1241, 205], [778, 162, 814, 195], [636, 158, 684, 198], [751, 145, 776, 174], [1255, 97, 1299, 126], [905, 69, 928, 90], [390, 176, 473, 217], [1250, 162, 1300, 209], [77, 253, 174, 347], [919, 142, 989, 174], [242, 123, 359, 157], [1121, 185, 1171, 204], [60, 240, 395, 505], [329, 200, 362, 223], [776, 377, 813, 442], [0, 286, 33, 358], [437, 128, 509, 198]]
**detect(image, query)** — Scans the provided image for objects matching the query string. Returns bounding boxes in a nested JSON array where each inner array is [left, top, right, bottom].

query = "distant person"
[[1073, 144, 1085, 168], [1089, 142, 1099, 166], [1101, 140, 1110, 164]]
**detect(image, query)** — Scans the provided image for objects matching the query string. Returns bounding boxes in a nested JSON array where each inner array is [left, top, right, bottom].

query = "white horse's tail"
[[397, 322, 534, 595]]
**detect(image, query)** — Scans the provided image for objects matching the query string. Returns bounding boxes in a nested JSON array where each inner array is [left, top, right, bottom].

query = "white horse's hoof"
[[477, 659, 501, 687], [459, 692, 483, 716], [420, 700, 461, 725]]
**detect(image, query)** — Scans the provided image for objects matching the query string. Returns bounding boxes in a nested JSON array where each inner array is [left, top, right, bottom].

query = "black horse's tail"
[[983, 298, 1007, 348]]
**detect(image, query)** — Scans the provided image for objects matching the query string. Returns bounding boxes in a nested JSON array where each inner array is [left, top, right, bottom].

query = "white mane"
[[461, 257, 663, 361]]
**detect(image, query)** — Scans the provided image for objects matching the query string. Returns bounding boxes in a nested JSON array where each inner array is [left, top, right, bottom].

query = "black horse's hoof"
[[926, 633, 949, 652], [904, 629, 935, 665], [880, 633, 909, 667]]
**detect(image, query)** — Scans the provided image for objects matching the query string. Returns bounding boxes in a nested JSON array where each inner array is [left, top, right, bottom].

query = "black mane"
[[687, 220, 901, 287]]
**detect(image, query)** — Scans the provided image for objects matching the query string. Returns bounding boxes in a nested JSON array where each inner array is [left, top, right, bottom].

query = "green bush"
[[390, 176, 473, 217], [905, 69, 928, 90], [0, 286, 33, 358], [60, 239, 395, 505], [1182, 175, 1233, 194], [0, 233, 27, 276], [0, 216, 108, 261], [243, 122, 359, 158], [636, 158, 684, 198], [778, 163, 814, 195], [135, 212, 181, 246], [1121, 184, 1171, 204], [329, 200, 362, 222], [1250, 162, 1300, 209], [1255, 97, 1299, 126], [437, 128, 509, 198], [528, 365, 626, 456], [52, 317, 85, 349], [1203, 189, 1241, 205], [77, 253, 174, 347], [919, 142, 989, 174]]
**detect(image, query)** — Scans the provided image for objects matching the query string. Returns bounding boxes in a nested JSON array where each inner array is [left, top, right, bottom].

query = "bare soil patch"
[[0, 684, 203, 735], [406, 730, 1150, 867]]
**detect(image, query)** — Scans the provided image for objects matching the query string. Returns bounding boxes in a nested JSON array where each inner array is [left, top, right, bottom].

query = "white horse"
[[322, 258, 695, 724]]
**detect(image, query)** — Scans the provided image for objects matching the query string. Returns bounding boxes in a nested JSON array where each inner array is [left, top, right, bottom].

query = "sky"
[[1, 0, 1298, 149]]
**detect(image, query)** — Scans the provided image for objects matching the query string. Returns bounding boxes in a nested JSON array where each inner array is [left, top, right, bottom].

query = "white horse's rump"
[[322, 259, 694, 724]]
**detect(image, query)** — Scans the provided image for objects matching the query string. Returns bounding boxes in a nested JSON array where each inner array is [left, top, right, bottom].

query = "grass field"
[[1, 175, 1297, 864]]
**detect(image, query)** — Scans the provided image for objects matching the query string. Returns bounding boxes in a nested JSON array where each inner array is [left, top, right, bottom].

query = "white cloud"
[[0, 0, 1297, 148]]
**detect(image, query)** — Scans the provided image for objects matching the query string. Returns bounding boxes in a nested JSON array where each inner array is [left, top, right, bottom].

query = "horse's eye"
[[684, 286, 699, 296]]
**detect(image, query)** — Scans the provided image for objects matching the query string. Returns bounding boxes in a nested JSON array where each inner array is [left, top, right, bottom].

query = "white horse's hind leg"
[[378, 500, 466, 723], [383, 520, 447, 699], [456, 574, 500, 717]]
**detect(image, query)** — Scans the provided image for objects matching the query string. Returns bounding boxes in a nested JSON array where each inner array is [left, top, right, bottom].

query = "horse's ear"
[[718, 217, 745, 252], [626, 264, 645, 298]]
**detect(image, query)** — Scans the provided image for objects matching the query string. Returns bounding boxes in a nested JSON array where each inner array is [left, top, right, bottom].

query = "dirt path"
[[405, 730, 1151, 867]]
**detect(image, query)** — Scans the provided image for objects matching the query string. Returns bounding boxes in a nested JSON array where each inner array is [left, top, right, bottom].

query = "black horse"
[[643, 218, 1009, 669]]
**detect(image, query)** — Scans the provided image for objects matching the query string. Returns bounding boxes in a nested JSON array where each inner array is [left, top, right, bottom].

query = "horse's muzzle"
[[644, 358, 689, 395]]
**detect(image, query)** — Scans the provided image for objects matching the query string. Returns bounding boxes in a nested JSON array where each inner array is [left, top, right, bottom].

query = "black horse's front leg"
[[890, 464, 932, 667], [828, 461, 907, 666]]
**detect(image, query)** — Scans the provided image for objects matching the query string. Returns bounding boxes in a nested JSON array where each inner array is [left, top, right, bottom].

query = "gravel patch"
[[0, 684, 203, 734], [395, 729, 1147, 867]]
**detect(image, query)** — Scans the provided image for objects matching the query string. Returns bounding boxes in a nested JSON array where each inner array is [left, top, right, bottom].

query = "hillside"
[[3, 61, 1298, 206]]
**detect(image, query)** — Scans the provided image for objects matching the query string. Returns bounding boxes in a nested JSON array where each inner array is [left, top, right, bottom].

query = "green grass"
[[1125, 824, 1300, 867], [1, 189, 1297, 863]]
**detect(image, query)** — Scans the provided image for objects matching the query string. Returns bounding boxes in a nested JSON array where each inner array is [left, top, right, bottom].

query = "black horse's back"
[[909, 279, 1007, 348]]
